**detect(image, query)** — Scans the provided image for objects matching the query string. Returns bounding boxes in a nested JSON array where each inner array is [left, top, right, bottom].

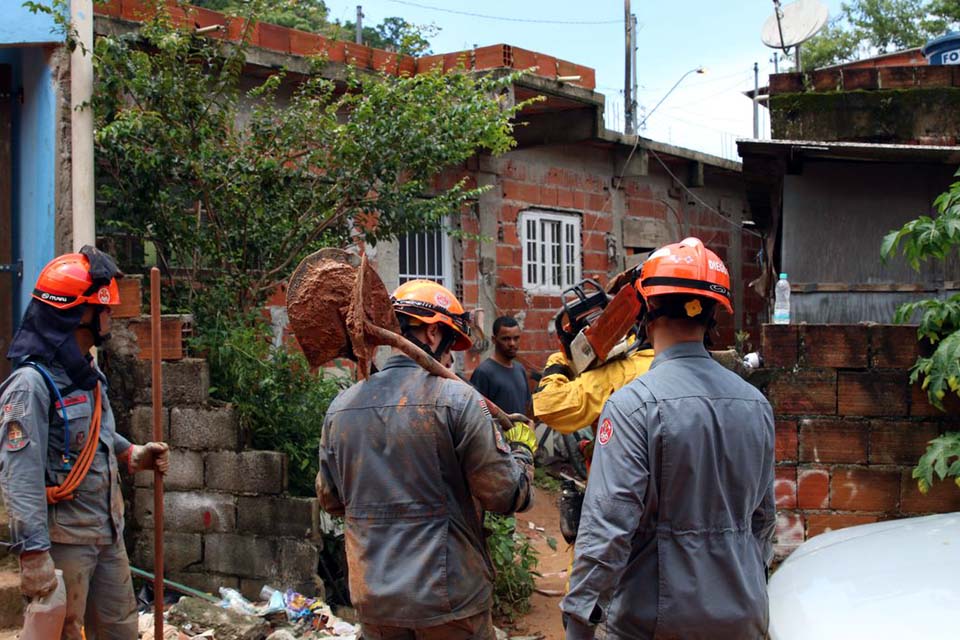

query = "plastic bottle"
[[20, 569, 66, 640], [773, 273, 790, 325]]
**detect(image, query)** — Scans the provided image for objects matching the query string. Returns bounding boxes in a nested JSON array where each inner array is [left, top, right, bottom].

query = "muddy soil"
[[507, 488, 567, 640]]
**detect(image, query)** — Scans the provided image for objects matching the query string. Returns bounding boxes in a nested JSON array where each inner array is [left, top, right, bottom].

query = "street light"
[[636, 66, 706, 132]]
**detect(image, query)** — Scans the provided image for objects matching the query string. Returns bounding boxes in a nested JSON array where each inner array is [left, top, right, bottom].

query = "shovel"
[[285, 249, 518, 431]]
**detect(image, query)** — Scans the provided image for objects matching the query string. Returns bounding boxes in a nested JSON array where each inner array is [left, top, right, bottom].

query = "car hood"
[[769, 512, 960, 640]]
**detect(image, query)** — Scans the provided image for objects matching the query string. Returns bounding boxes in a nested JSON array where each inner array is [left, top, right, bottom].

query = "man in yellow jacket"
[[533, 342, 654, 437]]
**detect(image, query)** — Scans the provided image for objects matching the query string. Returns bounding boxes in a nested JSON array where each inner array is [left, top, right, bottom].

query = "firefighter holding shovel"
[[316, 280, 535, 640], [0, 247, 169, 639]]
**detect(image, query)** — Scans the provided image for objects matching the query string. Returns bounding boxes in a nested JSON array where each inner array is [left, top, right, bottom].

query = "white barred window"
[[398, 228, 453, 290], [520, 210, 581, 293]]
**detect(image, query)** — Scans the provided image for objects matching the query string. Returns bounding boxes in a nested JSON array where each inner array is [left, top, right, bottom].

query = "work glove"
[[506, 421, 537, 455], [129, 442, 170, 474], [19, 550, 58, 599]]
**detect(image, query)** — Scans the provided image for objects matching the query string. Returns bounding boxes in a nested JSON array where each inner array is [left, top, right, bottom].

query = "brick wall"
[[450, 149, 761, 376], [763, 323, 960, 560]]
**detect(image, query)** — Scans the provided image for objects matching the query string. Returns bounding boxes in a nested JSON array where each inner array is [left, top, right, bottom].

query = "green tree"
[[882, 168, 960, 492], [90, 3, 527, 492], [93, 7, 521, 315], [796, 0, 960, 70]]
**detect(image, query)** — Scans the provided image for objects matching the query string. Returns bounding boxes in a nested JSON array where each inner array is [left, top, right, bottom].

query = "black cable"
[[385, 0, 622, 25]]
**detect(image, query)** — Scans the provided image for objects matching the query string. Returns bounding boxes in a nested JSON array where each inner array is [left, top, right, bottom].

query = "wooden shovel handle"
[[364, 324, 518, 432]]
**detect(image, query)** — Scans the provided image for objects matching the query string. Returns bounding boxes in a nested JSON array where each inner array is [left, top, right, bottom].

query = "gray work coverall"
[[317, 355, 534, 637], [0, 362, 138, 640], [561, 342, 776, 640]]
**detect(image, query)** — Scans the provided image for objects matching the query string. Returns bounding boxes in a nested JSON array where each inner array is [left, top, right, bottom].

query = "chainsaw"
[[554, 278, 644, 376]]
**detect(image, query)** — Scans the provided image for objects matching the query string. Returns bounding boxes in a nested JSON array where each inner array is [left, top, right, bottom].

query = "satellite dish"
[[762, 0, 829, 50]]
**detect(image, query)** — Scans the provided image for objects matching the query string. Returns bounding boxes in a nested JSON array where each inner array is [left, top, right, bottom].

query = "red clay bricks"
[[799, 419, 869, 464], [802, 324, 868, 368], [830, 468, 900, 512], [838, 371, 909, 416]]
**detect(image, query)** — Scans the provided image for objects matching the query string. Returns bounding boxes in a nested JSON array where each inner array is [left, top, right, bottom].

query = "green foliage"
[[486, 514, 538, 622], [534, 466, 562, 492], [334, 16, 437, 56], [882, 167, 960, 490], [796, 0, 960, 70], [93, 4, 523, 313], [193, 313, 347, 495], [89, 4, 524, 496], [912, 432, 960, 494]]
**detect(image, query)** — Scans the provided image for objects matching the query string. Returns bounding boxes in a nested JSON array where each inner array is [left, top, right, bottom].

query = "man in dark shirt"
[[470, 316, 532, 416]]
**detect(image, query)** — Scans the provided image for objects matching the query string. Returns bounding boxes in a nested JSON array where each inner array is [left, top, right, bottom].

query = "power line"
[[647, 148, 763, 239], [385, 0, 623, 25]]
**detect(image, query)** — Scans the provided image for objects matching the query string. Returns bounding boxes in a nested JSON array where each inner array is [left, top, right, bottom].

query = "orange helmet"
[[392, 280, 472, 351], [33, 252, 121, 310], [636, 237, 733, 314]]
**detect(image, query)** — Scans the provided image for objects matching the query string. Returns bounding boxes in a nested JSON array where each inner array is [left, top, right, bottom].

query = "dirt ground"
[[506, 487, 568, 640]]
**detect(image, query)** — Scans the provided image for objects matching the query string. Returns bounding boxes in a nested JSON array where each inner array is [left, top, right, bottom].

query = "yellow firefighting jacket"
[[532, 346, 655, 434]]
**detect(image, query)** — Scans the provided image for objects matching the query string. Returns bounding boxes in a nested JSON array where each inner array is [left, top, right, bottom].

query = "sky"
[[322, 0, 846, 160]]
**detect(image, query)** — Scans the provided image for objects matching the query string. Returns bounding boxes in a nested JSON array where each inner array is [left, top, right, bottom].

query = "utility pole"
[[624, 0, 634, 135], [631, 13, 638, 129], [753, 62, 759, 139], [355, 5, 363, 45]]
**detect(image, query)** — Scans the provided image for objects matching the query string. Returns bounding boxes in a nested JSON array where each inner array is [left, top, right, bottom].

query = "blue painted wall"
[[0, 46, 58, 321], [0, 0, 64, 46]]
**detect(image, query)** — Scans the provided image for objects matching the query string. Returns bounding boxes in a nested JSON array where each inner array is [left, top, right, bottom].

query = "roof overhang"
[[737, 139, 960, 165]]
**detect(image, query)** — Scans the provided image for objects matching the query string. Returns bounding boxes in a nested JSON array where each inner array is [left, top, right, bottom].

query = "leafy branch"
[[882, 166, 960, 490]]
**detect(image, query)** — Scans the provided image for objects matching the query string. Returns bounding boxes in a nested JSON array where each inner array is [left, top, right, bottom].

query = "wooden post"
[[150, 267, 164, 636]]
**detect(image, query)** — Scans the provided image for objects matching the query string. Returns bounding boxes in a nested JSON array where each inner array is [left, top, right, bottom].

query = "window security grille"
[[520, 210, 582, 293]]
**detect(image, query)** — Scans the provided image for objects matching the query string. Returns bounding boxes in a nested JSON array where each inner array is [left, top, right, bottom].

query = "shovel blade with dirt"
[[286, 249, 518, 430]]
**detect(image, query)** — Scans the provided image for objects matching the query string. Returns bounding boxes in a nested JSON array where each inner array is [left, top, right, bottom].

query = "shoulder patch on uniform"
[[478, 398, 492, 418], [494, 426, 510, 453], [5, 422, 28, 451], [2, 401, 25, 421], [598, 417, 613, 446]]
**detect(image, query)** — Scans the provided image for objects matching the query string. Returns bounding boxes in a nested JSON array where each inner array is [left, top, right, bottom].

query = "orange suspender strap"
[[45, 383, 102, 504]]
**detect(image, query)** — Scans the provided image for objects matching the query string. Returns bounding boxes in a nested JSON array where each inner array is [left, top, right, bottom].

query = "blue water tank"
[[922, 32, 960, 65]]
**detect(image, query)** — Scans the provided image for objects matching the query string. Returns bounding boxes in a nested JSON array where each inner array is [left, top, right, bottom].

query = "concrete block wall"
[[107, 321, 322, 600], [762, 323, 960, 560]]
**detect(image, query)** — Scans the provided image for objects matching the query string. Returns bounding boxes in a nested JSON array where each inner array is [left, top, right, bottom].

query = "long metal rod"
[[150, 267, 165, 638], [753, 62, 760, 138]]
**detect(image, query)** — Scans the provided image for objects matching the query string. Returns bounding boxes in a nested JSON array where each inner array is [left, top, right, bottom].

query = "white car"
[[768, 512, 960, 640]]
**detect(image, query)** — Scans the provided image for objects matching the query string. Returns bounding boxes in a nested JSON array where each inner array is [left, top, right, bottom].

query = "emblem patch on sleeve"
[[2, 401, 25, 420], [598, 417, 613, 446], [5, 422, 28, 451], [494, 427, 510, 453]]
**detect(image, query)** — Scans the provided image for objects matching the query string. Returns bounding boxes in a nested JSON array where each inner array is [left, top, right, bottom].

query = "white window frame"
[[519, 210, 582, 294], [397, 224, 454, 291]]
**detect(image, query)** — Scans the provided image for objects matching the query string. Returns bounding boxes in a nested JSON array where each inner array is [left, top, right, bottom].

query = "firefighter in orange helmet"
[[317, 279, 535, 639], [0, 247, 169, 639], [562, 238, 775, 639]]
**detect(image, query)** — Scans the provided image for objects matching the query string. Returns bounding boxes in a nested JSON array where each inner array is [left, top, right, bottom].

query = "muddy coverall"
[[561, 342, 776, 640], [317, 355, 534, 639], [533, 347, 655, 434], [0, 361, 138, 640]]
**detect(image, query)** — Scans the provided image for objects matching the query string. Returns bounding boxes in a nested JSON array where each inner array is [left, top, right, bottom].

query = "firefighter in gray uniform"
[[561, 238, 776, 640], [316, 279, 535, 640], [0, 247, 169, 640]]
